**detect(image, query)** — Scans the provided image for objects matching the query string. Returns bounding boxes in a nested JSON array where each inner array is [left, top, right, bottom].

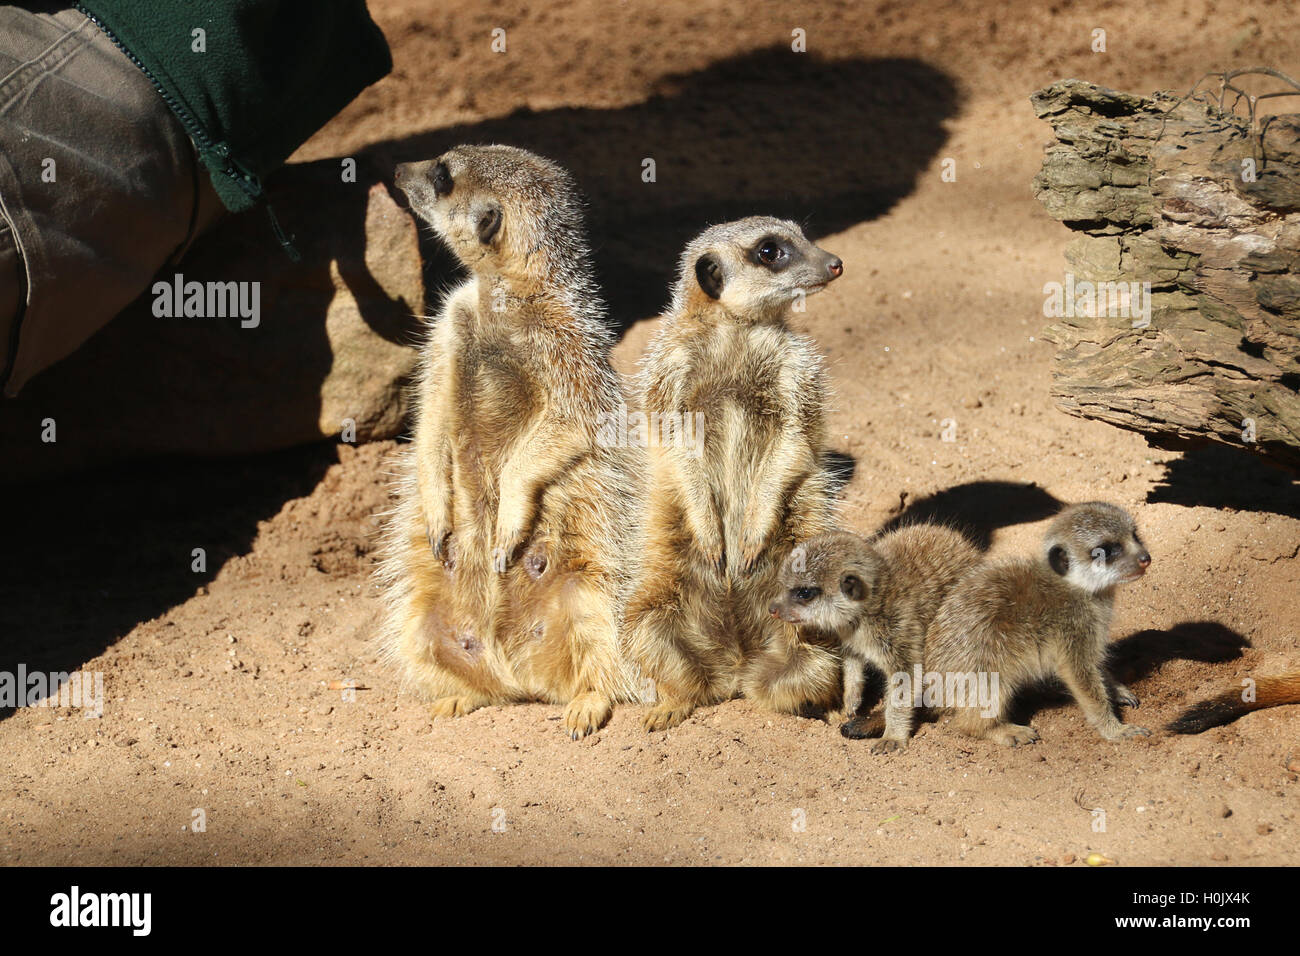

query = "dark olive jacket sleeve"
[[76, 0, 393, 212]]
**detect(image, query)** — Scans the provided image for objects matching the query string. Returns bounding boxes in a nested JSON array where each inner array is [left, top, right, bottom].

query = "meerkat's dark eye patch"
[[840, 574, 865, 601], [749, 236, 795, 271], [1048, 545, 1069, 576], [792, 586, 821, 603], [1095, 541, 1122, 561], [477, 206, 502, 244], [695, 253, 724, 299], [432, 161, 453, 198]]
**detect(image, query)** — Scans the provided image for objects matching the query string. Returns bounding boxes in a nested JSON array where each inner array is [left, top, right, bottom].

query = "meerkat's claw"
[[429, 695, 484, 720], [990, 723, 1040, 747], [738, 531, 766, 575], [562, 692, 611, 739], [1113, 684, 1139, 708], [427, 527, 452, 560], [699, 544, 725, 577], [493, 529, 528, 568], [870, 737, 907, 755], [643, 701, 694, 732]]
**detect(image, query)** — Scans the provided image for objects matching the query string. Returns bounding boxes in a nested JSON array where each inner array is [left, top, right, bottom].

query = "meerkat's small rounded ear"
[[840, 573, 865, 601], [1048, 545, 1069, 576], [695, 253, 724, 299], [477, 204, 502, 244]]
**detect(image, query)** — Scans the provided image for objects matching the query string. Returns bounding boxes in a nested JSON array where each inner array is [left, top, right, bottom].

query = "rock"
[[0, 155, 423, 483]]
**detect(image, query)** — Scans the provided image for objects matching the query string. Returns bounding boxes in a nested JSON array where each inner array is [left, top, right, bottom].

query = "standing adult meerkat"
[[378, 145, 644, 739], [624, 216, 845, 732], [925, 501, 1152, 747], [770, 524, 982, 752]]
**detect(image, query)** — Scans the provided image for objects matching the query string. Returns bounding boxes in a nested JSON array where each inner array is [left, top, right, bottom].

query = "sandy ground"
[[3, 0, 1299, 865]]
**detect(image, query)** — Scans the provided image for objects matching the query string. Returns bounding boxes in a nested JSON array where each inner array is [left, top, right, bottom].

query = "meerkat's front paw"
[[492, 497, 535, 568], [643, 700, 695, 732], [429, 695, 486, 720], [1112, 684, 1139, 709], [1099, 723, 1151, 741], [427, 523, 450, 556], [737, 528, 768, 575], [561, 692, 612, 740], [870, 736, 908, 755], [990, 723, 1040, 747], [492, 527, 528, 568], [695, 538, 726, 576]]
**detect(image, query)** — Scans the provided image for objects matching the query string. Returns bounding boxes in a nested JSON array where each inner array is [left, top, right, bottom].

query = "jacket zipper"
[[75, 4, 299, 259]]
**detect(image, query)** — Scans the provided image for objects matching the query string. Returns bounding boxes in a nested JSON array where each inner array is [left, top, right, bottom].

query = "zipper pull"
[[212, 144, 300, 262], [265, 203, 302, 263]]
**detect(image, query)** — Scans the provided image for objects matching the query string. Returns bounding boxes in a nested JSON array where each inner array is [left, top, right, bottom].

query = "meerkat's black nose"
[[768, 603, 780, 616], [826, 257, 843, 279], [1138, 552, 1151, 568]]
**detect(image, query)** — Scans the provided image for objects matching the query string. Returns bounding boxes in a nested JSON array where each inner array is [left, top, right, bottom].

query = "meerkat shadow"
[[367, 47, 960, 329], [1107, 621, 1251, 684], [823, 451, 856, 495], [878, 480, 1064, 551], [1000, 621, 1251, 725], [1147, 444, 1300, 520]]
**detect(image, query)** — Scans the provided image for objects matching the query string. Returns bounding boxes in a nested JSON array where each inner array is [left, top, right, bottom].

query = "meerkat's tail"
[[1166, 671, 1300, 734]]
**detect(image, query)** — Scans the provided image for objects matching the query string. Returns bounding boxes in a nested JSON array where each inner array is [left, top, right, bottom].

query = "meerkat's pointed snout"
[[393, 159, 444, 206], [826, 256, 843, 280], [393, 161, 418, 191]]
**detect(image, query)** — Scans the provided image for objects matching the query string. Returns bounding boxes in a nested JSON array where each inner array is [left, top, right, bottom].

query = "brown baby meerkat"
[[770, 525, 982, 753], [623, 216, 845, 732], [924, 501, 1152, 747], [377, 145, 645, 739]]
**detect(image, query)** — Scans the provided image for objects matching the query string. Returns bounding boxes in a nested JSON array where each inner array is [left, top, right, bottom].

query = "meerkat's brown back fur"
[[378, 145, 644, 738]]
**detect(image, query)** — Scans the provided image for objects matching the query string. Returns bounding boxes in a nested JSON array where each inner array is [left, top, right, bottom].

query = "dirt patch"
[[2, 0, 1298, 865]]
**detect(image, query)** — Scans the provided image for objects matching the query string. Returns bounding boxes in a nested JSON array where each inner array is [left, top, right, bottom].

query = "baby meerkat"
[[624, 216, 845, 732], [925, 501, 1152, 747], [770, 525, 981, 753], [378, 145, 644, 739]]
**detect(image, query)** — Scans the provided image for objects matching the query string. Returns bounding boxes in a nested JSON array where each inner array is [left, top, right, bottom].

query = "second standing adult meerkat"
[[625, 216, 845, 731]]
